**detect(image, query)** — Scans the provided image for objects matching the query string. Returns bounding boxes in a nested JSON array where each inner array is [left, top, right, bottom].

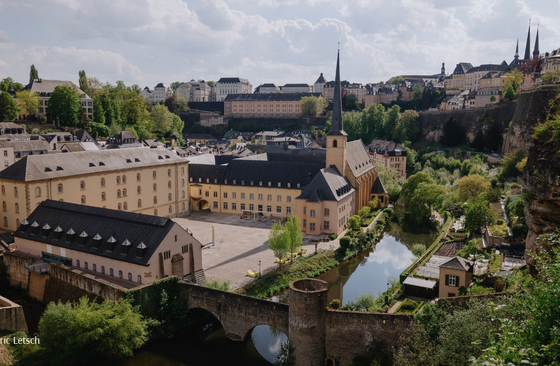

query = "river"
[[122, 222, 435, 365]]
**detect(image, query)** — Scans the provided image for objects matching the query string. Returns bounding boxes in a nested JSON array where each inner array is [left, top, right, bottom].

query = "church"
[[188, 51, 388, 235]]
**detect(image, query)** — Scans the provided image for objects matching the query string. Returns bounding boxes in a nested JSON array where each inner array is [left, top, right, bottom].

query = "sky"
[[0, 0, 559, 90]]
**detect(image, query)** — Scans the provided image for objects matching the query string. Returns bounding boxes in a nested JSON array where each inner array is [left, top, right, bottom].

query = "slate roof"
[[346, 140, 374, 177], [282, 83, 311, 88], [0, 123, 27, 137], [218, 77, 248, 83], [187, 133, 216, 140], [0, 140, 49, 157], [403, 276, 438, 289], [367, 139, 406, 156], [24, 79, 91, 99], [0, 148, 186, 182], [14, 200, 176, 266], [371, 176, 386, 194], [315, 73, 326, 84], [297, 166, 354, 202], [466, 63, 510, 73], [224, 93, 320, 101], [452, 63, 473, 75], [75, 129, 99, 145], [440, 256, 473, 271]]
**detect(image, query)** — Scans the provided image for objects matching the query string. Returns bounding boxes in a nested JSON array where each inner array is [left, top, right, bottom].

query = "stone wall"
[[2, 251, 33, 289], [0, 296, 28, 333], [27, 272, 48, 302], [325, 310, 414, 365]]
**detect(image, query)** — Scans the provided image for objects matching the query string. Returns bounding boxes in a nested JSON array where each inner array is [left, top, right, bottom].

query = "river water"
[[122, 222, 435, 365]]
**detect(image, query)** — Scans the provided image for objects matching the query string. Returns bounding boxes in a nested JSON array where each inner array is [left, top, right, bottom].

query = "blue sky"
[[0, 0, 558, 89]]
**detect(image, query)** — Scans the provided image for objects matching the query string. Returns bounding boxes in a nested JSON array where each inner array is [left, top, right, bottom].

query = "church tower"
[[326, 50, 347, 176], [533, 25, 540, 58], [523, 21, 531, 60]]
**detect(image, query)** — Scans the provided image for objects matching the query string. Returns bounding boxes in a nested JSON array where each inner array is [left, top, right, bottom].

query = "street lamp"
[[259, 260, 262, 278]]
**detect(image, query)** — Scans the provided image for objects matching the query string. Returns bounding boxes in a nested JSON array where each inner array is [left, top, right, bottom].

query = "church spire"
[[533, 25, 540, 58], [328, 49, 346, 136], [524, 20, 531, 60], [514, 38, 519, 58]]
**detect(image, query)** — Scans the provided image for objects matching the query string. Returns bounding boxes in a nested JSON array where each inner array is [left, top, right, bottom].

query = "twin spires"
[[533, 26, 540, 58], [328, 49, 347, 136]]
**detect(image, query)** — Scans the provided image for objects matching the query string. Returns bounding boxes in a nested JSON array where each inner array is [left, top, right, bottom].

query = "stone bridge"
[[182, 279, 414, 365]]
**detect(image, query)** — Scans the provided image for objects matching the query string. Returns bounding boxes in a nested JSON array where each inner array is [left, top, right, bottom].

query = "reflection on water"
[[319, 222, 436, 305], [251, 325, 288, 363]]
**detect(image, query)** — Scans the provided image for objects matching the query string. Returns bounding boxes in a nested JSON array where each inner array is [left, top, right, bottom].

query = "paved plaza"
[[173, 212, 339, 289]]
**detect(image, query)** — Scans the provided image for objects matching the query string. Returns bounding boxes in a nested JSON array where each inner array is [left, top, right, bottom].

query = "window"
[[123, 202, 128, 210], [153, 183, 157, 192], [137, 173, 141, 181], [324, 221, 330, 230], [333, 139, 337, 147], [182, 191, 185, 198], [258, 194, 263, 201], [303, 219, 306, 228], [310, 223, 316, 232], [79, 181, 85, 190], [84, 262, 89, 270], [3, 150, 6, 157], [213, 191, 218, 198], [232, 192, 236, 199], [117, 189, 121, 198], [76, 260, 80, 268], [163, 250, 171, 260], [118, 203, 122, 210], [153, 196, 157, 204], [223, 202, 228, 210], [119, 270, 123, 279], [153, 171, 157, 179], [223, 192, 228, 199], [287, 207, 292, 215], [205, 191, 209, 197], [303, 207, 307, 215], [277, 206, 281, 213], [213, 202, 218, 209], [81, 195, 86, 204], [101, 192, 106, 201], [168, 181, 171, 189], [232, 203, 237, 210], [168, 193, 172, 201], [123, 188, 127, 197], [266, 205, 271, 213], [137, 275, 142, 284], [93, 264, 97, 272], [35, 187, 41, 197], [137, 186, 141, 194], [122, 175, 126, 183], [138, 199, 142, 208], [116, 176, 121, 184], [57, 183, 63, 193], [249, 204, 254, 211], [14, 187, 18, 197], [15, 203, 19, 213], [267, 194, 272, 201], [101, 266, 105, 274], [241, 193, 245, 199], [154, 209, 158, 215], [240, 203, 246, 210], [324, 208, 330, 216], [287, 196, 291, 203], [182, 245, 189, 253], [447, 275, 458, 287], [277, 195, 282, 202], [3, 216, 7, 227], [250, 193, 254, 200]]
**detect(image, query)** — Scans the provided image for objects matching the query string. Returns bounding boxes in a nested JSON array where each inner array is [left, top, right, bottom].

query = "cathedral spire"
[[533, 25, 540, 58], [524, 20, 531, 60], [514, 38, 519, 58], [328, 49, 346, 136]]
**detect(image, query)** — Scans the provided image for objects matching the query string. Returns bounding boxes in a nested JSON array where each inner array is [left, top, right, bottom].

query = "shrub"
[[339, 236, 352, 248], [328, 233, 338, 241], [357, 232, 368, 245], [411, 243, 427, 257], [204, 278, 231, 291], [384, 207, 394, 217], [348, 215, 361, 230], [329, 299, 341, 310]]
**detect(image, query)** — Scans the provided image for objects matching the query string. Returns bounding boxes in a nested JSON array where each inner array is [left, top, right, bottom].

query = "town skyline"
[[0, 0, 558, 89]]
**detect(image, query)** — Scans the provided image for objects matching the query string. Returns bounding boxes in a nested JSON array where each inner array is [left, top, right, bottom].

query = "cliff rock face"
[[502, 86, 560, 156], [522, 86, 560, 268]]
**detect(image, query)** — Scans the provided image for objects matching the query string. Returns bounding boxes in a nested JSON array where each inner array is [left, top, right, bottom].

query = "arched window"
[[84, 262, 88, 269], [1, 185, 4, 195], [168, 205, 172, 213], [152, 171, 157, 179], [168, 181, 171, 188], [118, 270, 123, 278], [101, 266, 105, 274], [128, 272, 132, 281], [2, 201, 6, 212], [117, 189, 121, 198], [93, 264, 97, 272], [167, 169, 171, 177], [123, 202, 128, 210], [118, 203, 122, 210], [76, 260, 80, 268], [14, 187, 18, 197], [35, 187, 41, 197], [81, 195, 86, 204], [137, 199, 142, 208], [110, 268, 114, 276], [154, 209, 158, 216], [16, 219, 20, 227], [3, 217, 7, 227], [181, 179, 185, 187], [168, 193, 172, 201], [153, 196, 157, 204], [181, 167, 185, 175], [58, 183, 63, 193], [137, 173, 141, 181], [137, 186, 141, 194], [15, 203, 19, 213], [181, 191, 185, 198], [123, 188, 127, 197], [122, 175, 126, 183], [116, 176, 121, 184], [182, 202, 185, 210], [137, 275, 142, 283], [100, 178, 105, 187], [153, 183, 157, 192], [101, 192, 106, 201], [333, 139, 338, 148], [80, 181, 85, 190]]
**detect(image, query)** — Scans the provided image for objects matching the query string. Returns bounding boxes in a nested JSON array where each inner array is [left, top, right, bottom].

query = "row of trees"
[[340, 103, 420, 145]]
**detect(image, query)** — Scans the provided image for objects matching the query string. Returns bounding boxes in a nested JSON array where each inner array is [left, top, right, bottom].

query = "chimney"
[[79, 231, 88, 245], [66, 228, 75, 242], [30, 221, 40, 235], [92, 233, 102, 248]]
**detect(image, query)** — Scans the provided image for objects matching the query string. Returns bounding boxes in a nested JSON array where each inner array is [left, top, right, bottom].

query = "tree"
[[344, 93, 359, 111], [0, 77, 23, 93], [503, 85, 517, 101], [490, 94, 496, 102], [88, 122, 111, 138], [342, 111, 363, 141], [39, 297, 148, 364], [396, 109, 419, 142], [412, 83, 422, 100], [170, 81, 183, 92], [268, 221, 289, 264], [375, 164, 401, 201], [300, 96, 325, 117], [387, 76, 405, 85], [347, 215, 361, 230], [164, 95, 189, 114], [358, 206, 371, 218], [542, 70, 560, 84], [384, 104, 400, 140], [29, 64, 39, 83], [151, 104, 174, 134], [0, 92, 20, 121], [464, 198, 495, 234], [400, 172, 446, 227], [46, 85, 81, 127], [504, 69, 524, 93], [93, 100, 106, 125], [78, 70, 88, 93], [285, 215, 303, 257], [15, 90, 39, 117], [470, 129, 485, 151], [456, 174, 491, 203]]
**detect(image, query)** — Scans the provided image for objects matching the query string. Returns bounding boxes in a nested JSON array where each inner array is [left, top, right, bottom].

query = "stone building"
[[223, 93, 320, 119], [281, 83, 312, 93], [23, 79, 93, 120], [175, 80, 216, 102], [216, 77, 252, 102], [0, 148, 189, 232], [13, 200, 203, 285], [140, 83, 172, 104], [367, 139, 407, 180]]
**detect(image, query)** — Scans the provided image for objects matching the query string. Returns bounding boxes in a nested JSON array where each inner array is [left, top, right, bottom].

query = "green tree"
[[456, 174, 491, 203], [542, 70, 560, 84], [88, 122, 111, 138], [0, 91, 20, 121], [361, 103, 386, 143], [345, 93, 359, 111], [78, 70, 88, 93], [164, 95, 189, 114], [395, 109, 419, 142], [387, 76, 405, 85], [375, 164, 401, 200], [400, 172, 446, 227], [412, 83, 422, 100], [93, 100, 106, 125], [151, 104, 174, 133], [268, 221, 290, 263], [15, 90, 39, 117], [170, 81, 183, 92], [490, 94, 497, 102], [358, 206, 371, 218], [46, 85, 81, 127], [503, 68, 523, 93], [464, 198, 495, 234], [503, 85, 517, 101], [348, 215, 361, 230], [342, 111, 363, 141], [285, 215, 303, 257], [29, 64, 39, 83], [0, 77, 23, 93], [300, 95, 325, 117], [39, 297, 148, 364], [384, 104, 400, 139]]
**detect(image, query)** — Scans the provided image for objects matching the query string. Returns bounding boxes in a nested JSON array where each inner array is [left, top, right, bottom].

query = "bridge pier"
[[289, 278, 328, 366]]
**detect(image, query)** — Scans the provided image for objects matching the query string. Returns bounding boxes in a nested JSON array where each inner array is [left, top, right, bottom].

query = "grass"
[[394, 298, 424, 314], [489, 222, 509, 238], [204, 278, 231, 291]]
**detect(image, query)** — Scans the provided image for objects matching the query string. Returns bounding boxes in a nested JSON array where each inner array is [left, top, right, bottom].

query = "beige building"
[[216, 77, 252, 102], [175, 80, 216, 102], [23, 79, 93, 120], [464, 63, 509, 92], [444, 63, 473, 95], [324, 81, 367, 103], [0, 148, 189, 232], [224, 93, 320, 119], [14, 200, 203, 285], [367, 139, 407, 180], [438, 257, 474, 298]]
